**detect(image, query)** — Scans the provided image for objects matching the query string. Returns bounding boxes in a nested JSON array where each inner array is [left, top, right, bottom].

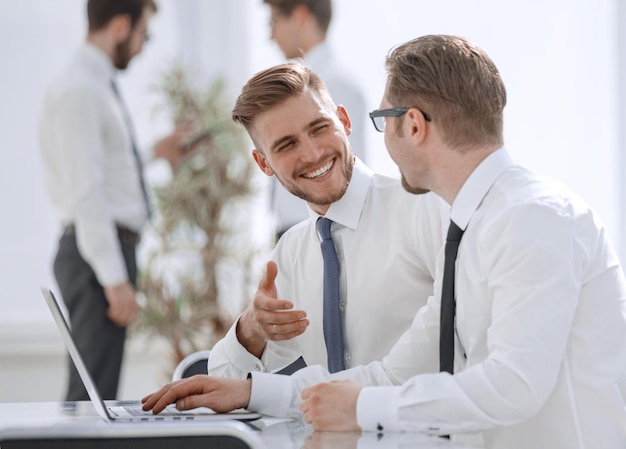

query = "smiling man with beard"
[[203, 62, 449, 380], [39, 0, 188, 401]]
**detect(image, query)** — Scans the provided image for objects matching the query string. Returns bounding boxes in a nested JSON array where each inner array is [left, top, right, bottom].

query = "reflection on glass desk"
[[0, 401, 483, 449]]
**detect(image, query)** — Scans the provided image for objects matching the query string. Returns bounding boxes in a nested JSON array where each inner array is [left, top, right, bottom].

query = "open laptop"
[[41, 287, 262, 423]]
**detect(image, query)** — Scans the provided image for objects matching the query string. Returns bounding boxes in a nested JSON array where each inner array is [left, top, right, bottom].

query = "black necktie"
[[439, 220, 465, 374], [317, 217, 345, 373], [110, 80, 152, 220]]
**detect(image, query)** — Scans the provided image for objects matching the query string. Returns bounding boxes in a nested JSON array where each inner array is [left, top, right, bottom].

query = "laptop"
[[41, 287, 262, 423]]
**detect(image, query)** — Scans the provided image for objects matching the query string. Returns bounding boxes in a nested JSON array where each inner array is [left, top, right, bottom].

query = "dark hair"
[[232, 62, 334, 145], [386, 35, 506, 149], [87, 0, 157, 32], [263, 0, 332, 33]]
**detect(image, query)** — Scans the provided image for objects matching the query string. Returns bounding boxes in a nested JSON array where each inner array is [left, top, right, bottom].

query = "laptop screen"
[[41, 287, 120, 421]]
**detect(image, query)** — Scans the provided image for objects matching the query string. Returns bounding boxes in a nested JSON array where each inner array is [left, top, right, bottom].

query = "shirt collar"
[[450, 147, 515, 230], [78, 41, 118, 84], [308, 157, 371, 231]]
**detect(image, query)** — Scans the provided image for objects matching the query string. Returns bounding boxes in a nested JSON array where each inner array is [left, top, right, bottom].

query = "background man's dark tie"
[[110, 80, 152, 220], [439, 220, 465, 374], [317, 217, 345, 373]]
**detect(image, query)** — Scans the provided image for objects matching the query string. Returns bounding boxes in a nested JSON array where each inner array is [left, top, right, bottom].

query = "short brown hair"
[[385, 35, 506, 149], [87, 0, 157, 32], [263, 0, 332, 34], [232, 62, 334, 147]]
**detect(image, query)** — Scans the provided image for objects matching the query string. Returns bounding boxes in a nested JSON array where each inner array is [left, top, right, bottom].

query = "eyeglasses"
[[368, 107, 431, 132]]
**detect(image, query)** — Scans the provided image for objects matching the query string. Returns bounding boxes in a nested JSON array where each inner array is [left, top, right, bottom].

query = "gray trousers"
[[53, 231, 137, 401]]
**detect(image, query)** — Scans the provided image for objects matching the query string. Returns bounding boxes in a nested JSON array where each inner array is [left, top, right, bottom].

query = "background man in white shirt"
[[142, 35, 626, 449], [207, 62, 448, 378], [262, 0, 368, 239], [39, 0, 187, 401]]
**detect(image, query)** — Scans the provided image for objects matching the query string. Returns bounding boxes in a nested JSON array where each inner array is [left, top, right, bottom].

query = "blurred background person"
[[262, 0, 368, 240], [38, 0, 187, 401]]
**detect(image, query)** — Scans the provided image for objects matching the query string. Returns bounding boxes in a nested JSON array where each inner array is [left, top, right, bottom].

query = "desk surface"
[[0, 401, 481, 449]]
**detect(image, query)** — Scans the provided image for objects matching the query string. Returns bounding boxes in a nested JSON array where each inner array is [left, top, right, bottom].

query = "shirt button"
[[345, 353, 352, 362], [254, 363, 261, 371], [340, 300, 345, 310]]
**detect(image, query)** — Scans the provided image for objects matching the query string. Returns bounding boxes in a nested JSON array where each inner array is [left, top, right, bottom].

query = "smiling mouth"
[[302, 159, 334, 179]]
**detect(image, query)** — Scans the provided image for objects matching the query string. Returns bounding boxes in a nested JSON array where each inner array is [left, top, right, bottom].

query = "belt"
[[63, 224, 141, 247]]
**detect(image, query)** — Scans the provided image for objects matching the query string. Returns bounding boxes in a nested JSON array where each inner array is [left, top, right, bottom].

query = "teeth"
[[303, 161, 333, 179]]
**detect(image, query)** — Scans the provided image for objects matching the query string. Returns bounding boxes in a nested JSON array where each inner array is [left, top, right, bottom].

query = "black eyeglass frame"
[[368, 107, 431, 132]]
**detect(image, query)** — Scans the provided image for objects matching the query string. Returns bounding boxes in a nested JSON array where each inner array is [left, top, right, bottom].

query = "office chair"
[[171, 350, 212, 381]]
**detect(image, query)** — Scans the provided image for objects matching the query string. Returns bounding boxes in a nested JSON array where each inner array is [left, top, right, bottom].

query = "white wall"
[[0, 0, 623, 401]]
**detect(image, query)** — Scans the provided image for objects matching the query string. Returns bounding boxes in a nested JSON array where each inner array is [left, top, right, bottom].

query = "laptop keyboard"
[[124, 405, 156, 416]]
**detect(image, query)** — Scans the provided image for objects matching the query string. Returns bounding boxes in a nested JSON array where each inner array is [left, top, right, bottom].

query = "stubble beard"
[[401, 173, 430, 195], [113, 38, 132, 70], [277, 154, 354, 207]]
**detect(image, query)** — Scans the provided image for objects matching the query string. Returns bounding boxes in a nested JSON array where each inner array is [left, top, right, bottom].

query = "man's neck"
[[435, 144, 500, 206], [86, 33, 115, 63]]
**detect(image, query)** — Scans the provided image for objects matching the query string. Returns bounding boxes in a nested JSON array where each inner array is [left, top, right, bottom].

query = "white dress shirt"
[[39, 42, 150, 286], [272, 41, 369, 232], [248, 149, 626, 449], [209, 159, 449, 376]]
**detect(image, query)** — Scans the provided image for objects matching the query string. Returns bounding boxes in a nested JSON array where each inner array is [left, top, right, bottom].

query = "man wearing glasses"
[[39, 0, 187, 401]]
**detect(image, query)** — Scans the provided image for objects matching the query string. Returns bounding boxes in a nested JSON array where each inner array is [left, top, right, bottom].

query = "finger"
[[258, 261, 278, 291], [266, 319, 309, 341], [106, 306, 125, 327], [127, 301, 139, 323], [141, 379, 197, 413], [301, 385, 314, 400], [254, 294, 294, 313], [260, 312, 304, 335], [175, 394, 212, 412], [299, 396, 310, 414], [141, 386, 171, 411], [261, 308, 306, 325], [110, 306, 132, 327], [272, 328, 309, 341]]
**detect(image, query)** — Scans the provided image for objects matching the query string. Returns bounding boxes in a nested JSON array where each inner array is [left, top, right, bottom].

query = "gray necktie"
[[439, 220, 465, 374], [317, 217, 345, 372], [110, 80, 152, 220]]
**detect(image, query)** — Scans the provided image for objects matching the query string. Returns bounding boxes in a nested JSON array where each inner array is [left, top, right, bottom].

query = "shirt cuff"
[[357, 386, 401, 432], [248, 372, 293, 417], [209, 317, 265, 376]]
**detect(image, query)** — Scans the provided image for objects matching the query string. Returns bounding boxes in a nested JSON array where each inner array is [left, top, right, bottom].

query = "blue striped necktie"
[[317, 217, 345, 373]]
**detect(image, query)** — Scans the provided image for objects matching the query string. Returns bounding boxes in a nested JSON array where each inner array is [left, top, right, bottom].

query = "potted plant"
[[132, 64, 258, 373]]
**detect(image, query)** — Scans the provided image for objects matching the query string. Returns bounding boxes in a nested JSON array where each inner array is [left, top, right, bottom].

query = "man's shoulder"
[[275, 219, 311, 245], [45, 52, 104, 97]]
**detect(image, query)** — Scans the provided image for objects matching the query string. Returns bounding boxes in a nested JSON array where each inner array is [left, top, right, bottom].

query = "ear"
[[336, 105, 352, 137], [406, 108, 428, 145], [109, 14, 132, 42], [291, 4, 310, 27], [252, 149, 274, 176]]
